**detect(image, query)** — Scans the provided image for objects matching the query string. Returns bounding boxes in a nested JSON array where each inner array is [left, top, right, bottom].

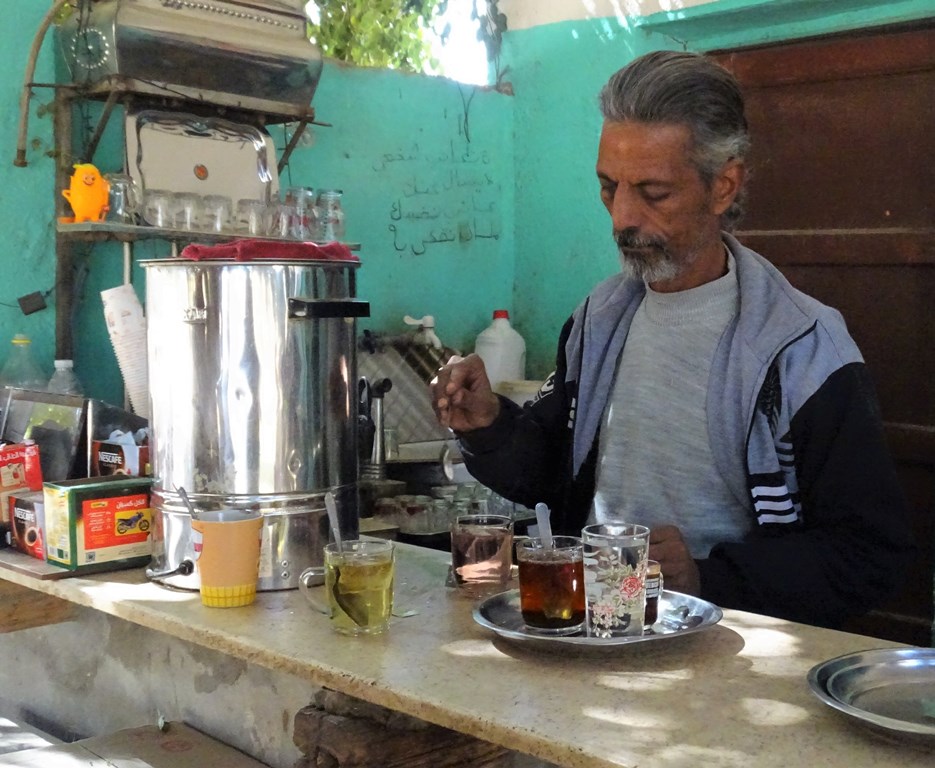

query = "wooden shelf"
[[57, 222, 360, 250]]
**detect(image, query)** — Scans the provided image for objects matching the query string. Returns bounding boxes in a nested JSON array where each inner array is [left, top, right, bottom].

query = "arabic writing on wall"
[[374, 140, 501, 256]]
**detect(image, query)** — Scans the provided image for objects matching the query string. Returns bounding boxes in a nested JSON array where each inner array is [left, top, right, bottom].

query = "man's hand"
[[430, 353, 501, 432], [648, 525, 700, 596]]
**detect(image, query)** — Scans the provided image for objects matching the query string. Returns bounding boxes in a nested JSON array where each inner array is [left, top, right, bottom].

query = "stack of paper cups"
[[101, 284, 150, 418]]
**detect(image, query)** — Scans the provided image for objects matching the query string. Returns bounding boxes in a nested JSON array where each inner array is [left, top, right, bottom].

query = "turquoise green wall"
[[507, 0, 935, 378], [0, 4, 59, 386], [285, 64, 515, 345], [1, 0, 932, 401]]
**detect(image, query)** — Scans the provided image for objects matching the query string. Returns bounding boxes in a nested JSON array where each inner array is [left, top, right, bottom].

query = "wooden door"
[[712, 22, 935, 646]]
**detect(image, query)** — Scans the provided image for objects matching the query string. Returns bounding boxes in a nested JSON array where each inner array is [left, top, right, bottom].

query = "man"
[[430, 50, 912, 629]]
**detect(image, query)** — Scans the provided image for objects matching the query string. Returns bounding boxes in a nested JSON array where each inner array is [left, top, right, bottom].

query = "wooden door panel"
[[775, 263, 935, 425], [713, 22, 935, 645], [743, 71, 934, 229]]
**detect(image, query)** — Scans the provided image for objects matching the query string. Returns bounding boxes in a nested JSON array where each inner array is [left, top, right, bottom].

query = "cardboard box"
[[90, 439, 151, 477], [43, 476, 153, 572], [0, 441, 43, 526], [8, 489, 45, 560], [0, 722, 271, 767]]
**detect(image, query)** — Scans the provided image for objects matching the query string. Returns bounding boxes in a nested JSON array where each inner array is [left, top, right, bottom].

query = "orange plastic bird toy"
[[61, 163, 110, 223]]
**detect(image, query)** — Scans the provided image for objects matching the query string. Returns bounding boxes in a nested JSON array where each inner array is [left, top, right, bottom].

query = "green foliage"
[[307, 0, 444, 72], [307, 0, 509, 86]]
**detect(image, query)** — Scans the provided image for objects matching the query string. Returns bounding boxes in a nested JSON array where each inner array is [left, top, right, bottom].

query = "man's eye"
[[599, 184, 616, 199], [643, 191, 670, 203]]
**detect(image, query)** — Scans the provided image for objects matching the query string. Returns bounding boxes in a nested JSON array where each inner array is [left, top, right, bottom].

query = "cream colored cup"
[[190, 510, 263, 608]]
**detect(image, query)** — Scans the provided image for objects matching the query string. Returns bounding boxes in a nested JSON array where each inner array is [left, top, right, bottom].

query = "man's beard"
[[614, 229, 683, 283]]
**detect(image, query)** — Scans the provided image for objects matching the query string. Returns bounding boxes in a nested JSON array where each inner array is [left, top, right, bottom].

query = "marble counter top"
[[0, 544, 929, 768]]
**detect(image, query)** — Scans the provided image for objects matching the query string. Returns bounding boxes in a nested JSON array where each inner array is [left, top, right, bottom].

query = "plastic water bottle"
[[0, 334, 47, 390], [47, 359, 84, 395], [474, 310, 526, 393]]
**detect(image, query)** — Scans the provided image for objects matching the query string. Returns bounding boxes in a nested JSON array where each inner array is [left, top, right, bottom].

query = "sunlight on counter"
[[441, 639, 507, 658], [582, 704, 673, 729], [740, 697, 810, 726], [76, 578, 195, 604], [598, 667, 694, 692]]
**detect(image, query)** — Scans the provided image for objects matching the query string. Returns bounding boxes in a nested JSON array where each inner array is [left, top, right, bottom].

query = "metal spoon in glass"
[[324, 490, 342, 552]]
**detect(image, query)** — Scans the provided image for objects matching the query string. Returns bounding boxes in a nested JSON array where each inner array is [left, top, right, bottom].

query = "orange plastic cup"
[[190, 510, 263, 607]]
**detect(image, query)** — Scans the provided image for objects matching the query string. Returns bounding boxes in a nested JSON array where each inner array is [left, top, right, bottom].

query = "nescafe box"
[[9, 490, 45, 560], [43, 476, 153, 573], [0, 442, 43, 526], [90, 440, 151, 477]]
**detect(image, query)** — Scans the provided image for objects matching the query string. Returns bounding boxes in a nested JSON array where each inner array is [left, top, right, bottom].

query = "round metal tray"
[[473, 589, 722, 655], [808, 647, 935, 748]]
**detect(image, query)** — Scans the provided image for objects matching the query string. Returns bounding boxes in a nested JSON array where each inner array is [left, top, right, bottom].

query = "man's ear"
[[710, 160, 745, 216]]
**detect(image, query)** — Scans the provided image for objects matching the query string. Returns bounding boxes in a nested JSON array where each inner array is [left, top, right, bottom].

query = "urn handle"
[[288, 299, 370, 319]]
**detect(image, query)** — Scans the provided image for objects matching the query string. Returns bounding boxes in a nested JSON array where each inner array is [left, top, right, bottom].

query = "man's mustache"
[[614, 229, 667, 251]]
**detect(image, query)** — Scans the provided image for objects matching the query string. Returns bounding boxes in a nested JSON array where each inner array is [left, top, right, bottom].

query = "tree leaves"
[[308, 0, 442, 72], [306, 0, 505, 78]]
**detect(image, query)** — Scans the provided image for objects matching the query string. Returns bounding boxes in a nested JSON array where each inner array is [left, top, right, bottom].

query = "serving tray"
[[808, 648, 935, 748], [473, 589, 722, 655]]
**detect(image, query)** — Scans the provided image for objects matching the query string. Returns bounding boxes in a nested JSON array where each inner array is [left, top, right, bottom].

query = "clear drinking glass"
[[516, 536, 585, 635], [581, 523, 650, 638], [142, 189, 173, 228], [267, 201, 295, 239], [236, 198, 267, 235], [104, 173, 140, 224], [315, 189, 345, 241], [173, 192, 202, 231], [202, 195, 233, 233], [285, 186, 316, 240], [299, 539, 395, 636], [450, 514, 513, 597]]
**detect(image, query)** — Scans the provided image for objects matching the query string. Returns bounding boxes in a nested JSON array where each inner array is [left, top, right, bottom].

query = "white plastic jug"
[[474, 310, 526, 393]]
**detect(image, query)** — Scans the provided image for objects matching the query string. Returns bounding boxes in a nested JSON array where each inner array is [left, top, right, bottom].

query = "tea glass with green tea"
[[302, 539, 395, 635]]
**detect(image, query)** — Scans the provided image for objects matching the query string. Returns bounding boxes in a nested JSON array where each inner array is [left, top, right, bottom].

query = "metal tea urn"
[[142, 257, 368, 589]]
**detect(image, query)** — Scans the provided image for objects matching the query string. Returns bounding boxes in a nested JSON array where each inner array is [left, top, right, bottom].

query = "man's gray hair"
[[599, 51, 751, 230]]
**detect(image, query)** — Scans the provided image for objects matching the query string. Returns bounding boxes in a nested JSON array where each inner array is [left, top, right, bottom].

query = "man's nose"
[[610, 188, 644, 231]]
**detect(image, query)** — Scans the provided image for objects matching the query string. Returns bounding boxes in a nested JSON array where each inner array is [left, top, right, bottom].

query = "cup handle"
[[299, 567, 329, 615], [511, 534, 531, 564]]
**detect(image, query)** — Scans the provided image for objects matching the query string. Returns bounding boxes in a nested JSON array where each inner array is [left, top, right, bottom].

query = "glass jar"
[[104, 173, 140, 224], [285, 186, 316, 240], [314, 189, 345, 242]]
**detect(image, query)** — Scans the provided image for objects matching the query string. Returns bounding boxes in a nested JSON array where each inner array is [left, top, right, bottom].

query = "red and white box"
[[0, 442, 43, 526], [8, 490, 45, 560]]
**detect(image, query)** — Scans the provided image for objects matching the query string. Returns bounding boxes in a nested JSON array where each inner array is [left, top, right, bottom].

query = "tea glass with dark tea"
[[450, 514, 513, 597], [516, 536, 585, 635]]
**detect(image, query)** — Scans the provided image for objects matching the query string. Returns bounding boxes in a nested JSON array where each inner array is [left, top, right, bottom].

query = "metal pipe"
[[15, 0, 71, 167], [123, 241, 132, 285]]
